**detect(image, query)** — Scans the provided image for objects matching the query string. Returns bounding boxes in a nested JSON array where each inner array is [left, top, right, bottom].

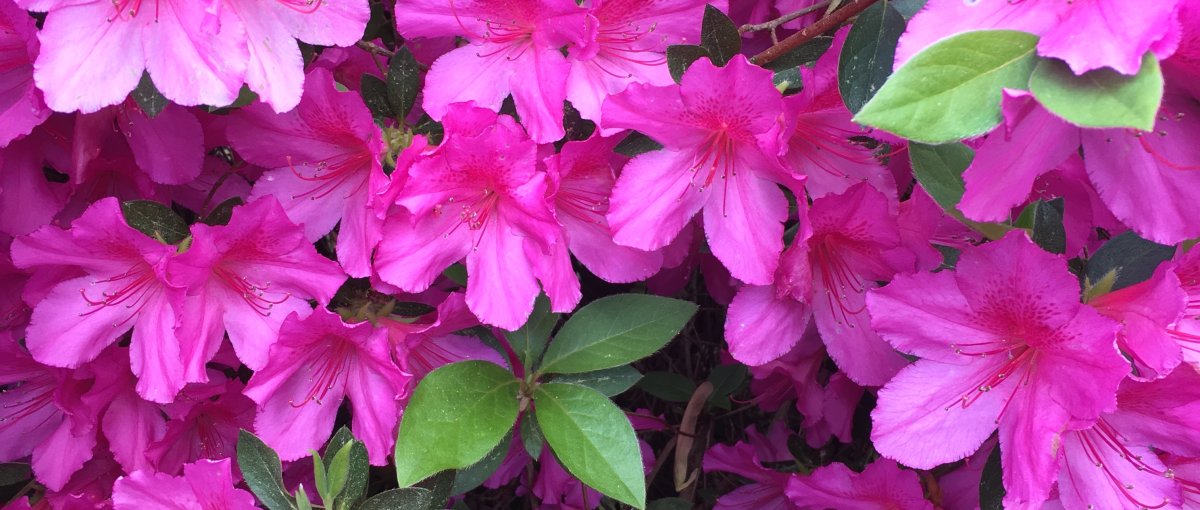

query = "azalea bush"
[[3, 0, 1200, 508]]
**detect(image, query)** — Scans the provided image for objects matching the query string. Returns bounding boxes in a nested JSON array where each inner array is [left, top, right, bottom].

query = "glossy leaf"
[[699, 5, 740, 67], [839, 0, 906, 113], [667, 45, 710, 84], [854, 30, 1039, 143], [538, 294, 697, 374], [388, 48, 422, 119], [1085, 232, 1176, 295], [535, 383, 646, 509], [360, 74, 395, 121], [1029, 52, 1163, 131], [121, 200, 189, 245]]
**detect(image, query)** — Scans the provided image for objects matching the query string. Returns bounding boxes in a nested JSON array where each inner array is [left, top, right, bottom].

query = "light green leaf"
[[854, 30, 1039, 143], [236, 430, 296, 510], [326, 443, 352, 506], [535, 383, 646, 509], [1029, 52, 1163, 131], [538, 294, 697, 375], [553, 365, 642, 397], [311, 450, 330, 507], [393, 361, 520, 487], [322, 428, 369, 507], [508, 294, 559, 370], [295, 485, 313, 510]]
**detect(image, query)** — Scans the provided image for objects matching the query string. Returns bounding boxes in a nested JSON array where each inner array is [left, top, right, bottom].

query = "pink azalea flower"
[[171, 196, 346, 373], [567, 0, 716, 131], [1168, 248, 1200, 369], [0, 334, 100, 491], [146, 377, 256, 475], [1089, 262, 1188, 381], [0, 237, 31, 331], [383, 292, 507, 380], [41, 444, 123, 509], [231, 68, 386, 277], [374, 105, 573, 330], [867, 231, 1129, 508], [12, 197, 190, 403], [603, 55, 800, 285], [72, 102, 206, 187], [725, 183, 911, 386], [703, 424, 795, 510], [896, 0, 1183, 75], [786, 459, 933, 510], [86, 347, 169, 475], [0, 129, 69, 237], [25, 0, 249, 113], [113, 458, 257, 510], [243, 308, 410, 464], [0, 0, 50, 147], [544, 134, 663, 283], [393, 0, 591, 143], [1057, 368, 1200, 510], [219, 0, 369, 112]]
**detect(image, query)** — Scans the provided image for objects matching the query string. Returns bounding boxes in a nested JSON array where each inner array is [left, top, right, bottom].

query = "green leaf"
[[508, 294, 559, 369], [854, 30, 1040, 143], [535, 383, 646, 509], [839, 0, 906, 113], [699, 5, 740, 67], [762, 37, 834, 71], [323, 429, 369, 507], [133, 72, 168, 118], [326, 444, 353, 506], [121, 200, 190, 245], [538, 294, 697, 375], [773, 67, 802, 94], [635, 371, 697, 402], [416, 470, 455, 510], [393, 361, 520, 487], [552, 365, 642, 397], [647, 498, 692, 510], [979, 444, 1004, 510], [451, 432, 513, 496], [360, 74, 395, 121], [1085, 232, 1176, 296], [666, 45, 710, 84], [1016, 198, 1065, 254], [358, 488, 433, 510], [311, 449, 331, 506], [295, 485, 313, 510], [0, 463, 30, 486], [1029, 52, 1163, 131], [706, 364, 747, 404], [908, 142, 972, 211], [202, 197, 243, 226], [387, 48, 422, 119], [236, 430, 296, 510], [615, 131, 664, 157], [520, 415, 545, 459], [891, 0, 928, 18]]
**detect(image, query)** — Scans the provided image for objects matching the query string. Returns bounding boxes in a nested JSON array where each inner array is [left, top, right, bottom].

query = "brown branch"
[[749, 0, 880, 66], [738, 0, 832, 36], [355, 40, 395, 58]]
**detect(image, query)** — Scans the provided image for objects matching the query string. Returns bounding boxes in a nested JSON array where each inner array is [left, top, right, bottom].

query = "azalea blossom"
[[113, 458, 257, 510], [786, 459, 932, 510], [0, 0, 49, 146]]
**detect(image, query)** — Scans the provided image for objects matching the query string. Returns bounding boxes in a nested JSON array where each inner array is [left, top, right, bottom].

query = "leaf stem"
[[356, 40, 395, 58], [738, 0, 832, 44], [749, 0, 880, 66]]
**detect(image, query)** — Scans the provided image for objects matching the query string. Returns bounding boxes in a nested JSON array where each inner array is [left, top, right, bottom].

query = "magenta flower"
[[393, 0, 590, 143], [603, 55, 799, 285], [11, 197, 189, 403], [867, 232, 1129, 508], [231, 68, 386, 277], [897, 0, 1183, 75], [1168, 248, 1200, 369], [171, 196, 346, 373], [786, 459, 932, 510], [72, 102, 206, 187], [25, 0, 248, 113], [383, 292, 507, 380], [725, 183, 911, 386], [220, 0, 369, 112], [0, 127, 69, 237], [703, 423, 795, 510], [566, 0, 713, 130], [243, 308, 410, 464], [374, 105, 572, 330], [545, 134, 663, 283], [0, 0, 49, 146], [146, 378, 256, 475], [1090, 262, 1188, 381], [113, 458, 258, 510]]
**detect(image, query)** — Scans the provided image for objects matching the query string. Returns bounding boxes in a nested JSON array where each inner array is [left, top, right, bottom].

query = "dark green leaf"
[[388, 48, 422, 119], [415, 470, 455, 510], [647, 497, 692, 510], [706, 364, 747, 404], [451, 432, 513, 496], [393, 361, 520, 487], [700, 4, 740, 67], [1018, 198, 1065, 254], [121, 200, 190, 245], [615, 131, 664, 157], [908, 142, 973, 212], [538, 294, 697, 374], [360, 74, 395, 121], [358, 488, 433, 510], [772, 67, 802, 94], [1029, 52, 1163, 131], [839, 0, 906, 113], [891, 0, 928, 18], [1085, 232, 1175, 294], [0, 463, 30, 486], [667, 45, 710, 84], [763, 37, 834, 71], [323, 428, 369, 506], [202, 197, 243, 226], [508, 294, 558, 370], [854, 30, 1039, 143], [535, 383, 645, 509], [133, 73, 168, 118], [520, 415, 545, 459], [552, 365, 642, 397], [979, 444, 1004, 510], [237, 430, 296, 510], [636, 371, 696, 403]]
